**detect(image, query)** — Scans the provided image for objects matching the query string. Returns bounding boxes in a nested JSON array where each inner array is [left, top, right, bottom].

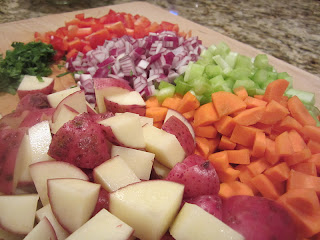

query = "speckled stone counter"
[[0, 0, 319, 77]]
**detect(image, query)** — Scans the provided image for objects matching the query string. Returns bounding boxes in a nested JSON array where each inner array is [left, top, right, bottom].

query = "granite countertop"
[[0, 0, 319, 78]]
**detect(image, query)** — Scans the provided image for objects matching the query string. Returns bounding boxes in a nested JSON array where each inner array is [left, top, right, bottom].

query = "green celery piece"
[[305, 104, 320, 127], [204, 64, 222, 78], [225, 52, 238, 69], [156, 85, 175, 103], [224, 78, 235, 89], [235, 54, 253, 70], [228, 67, 253, 80], [285, 88, 315, 105], [174, 78, 192, 95], [192, 76, 211, 95], [212, 55, 231, 75], [254, 54, 272, 69], [253, 68, 269, 87], [199, 92, 212, 105], [184, 63, 205, 82], [267, 71, 278, 82], [233, 79, 256, 91], [210, 75, 231, 92], [211, 42, 230, 58], [158, 81, 175, 90]]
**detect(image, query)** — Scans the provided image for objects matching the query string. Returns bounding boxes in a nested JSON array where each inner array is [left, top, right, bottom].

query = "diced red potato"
[[182, 154, 206, 167], [15, 92, 51, 112], [0, 110, 30, 129], [104, 97, 146, 116], [162, 115, 195, 156], [164, 109, 195, 139], [48, 113, 112, 169], [184, 194, 223, 220], [91, 188, 110, 217], [222, 195, 298, 240], [0, 127, 27, 194], [166, 160, 220, 198], [19, 108, 55, 128]]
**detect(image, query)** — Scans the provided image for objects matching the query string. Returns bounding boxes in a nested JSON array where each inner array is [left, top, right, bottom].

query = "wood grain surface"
[[0, 1, 319, 115]]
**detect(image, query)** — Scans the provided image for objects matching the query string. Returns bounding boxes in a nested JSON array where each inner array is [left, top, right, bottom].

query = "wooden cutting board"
[[0, 1, 319, 115]]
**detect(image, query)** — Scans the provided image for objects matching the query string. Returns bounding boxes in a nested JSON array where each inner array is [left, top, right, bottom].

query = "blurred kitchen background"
[[0, 0, 319, 77]]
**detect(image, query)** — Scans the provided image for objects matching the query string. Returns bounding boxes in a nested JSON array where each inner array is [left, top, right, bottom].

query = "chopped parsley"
[[0, 41, 56, 94]]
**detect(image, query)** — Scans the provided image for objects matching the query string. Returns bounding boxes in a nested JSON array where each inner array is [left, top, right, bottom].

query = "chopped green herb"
[[0, 41, 55, 94], [57, 72, 71, 78]]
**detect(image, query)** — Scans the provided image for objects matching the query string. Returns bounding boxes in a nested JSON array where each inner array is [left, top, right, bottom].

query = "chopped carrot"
[[308, 140, 320, 154], [251, 173, 280, 200], [275, 131, 294, 156], [219, 181, 254, 199], [207, 137, 220, 155], [145, 96, 160, 108], [264, 162, 291, 182], [146, 107, 168, 122], [195, 137, 211, 158], [176, 91, 200, 113], [247, 158, 270, 176], [182, 110, 195, 121], [237, 166, 259, 194], [292, 162, 317, 176], [233, 86, 248, 100], [263, 79, 289, 103], [194, 125, 218, 138], [307, 153, 320, 173], [277, 189, 320, 238], [218, 135, 236, 150], [287, 169, 320, 195], [279, 95, 289, 108], [288, 129, 307, 153], [233, 106, 266, 126], [284, 148, 312, 166], [211, 91, 247, 118], [278, 115, 303, 133], [208, 151, 229, 171], [244, 96, 267, 108], [161, 97, 182, 110], [214, 115, 236, 136], [252, 122, 273, 135], [193, 102, 219, 127], [252, 131, 267, 158], [226, 149, 251, 165], [153, 121, 163, 129], [254, 94, 264, 100], [230, 124, 262, 147], [301, 125, 320, 143], [288, 96, 317, 126], [264, 138, 280, 165], [217, 167, 241, 183], [259, 100, 289, 125]]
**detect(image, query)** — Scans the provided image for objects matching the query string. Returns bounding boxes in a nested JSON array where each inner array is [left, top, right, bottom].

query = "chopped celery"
[[192, 76, 211, 95], [235, 55, 253, 69], [204, 64, 222, 78], [210, 75, 231, 92], [212, 55, 232, 74], [158, 81, 175, 90], [184, 63, 205, 82], [211, 42, 230, 58], [228, 68, 253, 80], [285, 88, 315, 105], [225, 52, 238, 69], [233, 79, 256, 91], [174, 78, 192, 95], [253, 68, 269, 87], [156, 85, 175, 103], [199, 92, 212, 105], [254, 54, 272, 69]]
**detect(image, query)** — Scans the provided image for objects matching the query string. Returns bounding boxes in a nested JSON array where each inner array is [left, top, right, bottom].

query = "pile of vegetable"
[[146, 78, 320, 239]]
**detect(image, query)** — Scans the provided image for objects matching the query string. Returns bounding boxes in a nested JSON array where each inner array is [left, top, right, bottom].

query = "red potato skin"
[[104, 98, 146, 116], [94, 78, 133, 91], [0, 127, 27, 194], [184, 194, 223, 220], [182, 154, 206, 167], [19, 108, 55, 128], [91, 188, 110, 217], [222, 195, 298, 240], [166, 158, 220, 198], [90, 112, 115, 122], [16, 92, 51, 112], [162, 116, 195, 156], [48, 113, 112, 169], [0, 110, 30, 129]]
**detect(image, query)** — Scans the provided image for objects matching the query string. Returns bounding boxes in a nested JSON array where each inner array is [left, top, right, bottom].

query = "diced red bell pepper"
[[82, 44, 93, 54], [87, 29, 110, 49], [91, 23, 105, 32], [106, 21, 127, 37], [147, 22, 162, 33], [50, 35, 68, 51], [68, 38, 86, 52], [66, 48, 79, 60], [75, 13, 85, 20], [134, 16, 151, 28], [76, 27, 92, 38], [99, 9, 119, 24]]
